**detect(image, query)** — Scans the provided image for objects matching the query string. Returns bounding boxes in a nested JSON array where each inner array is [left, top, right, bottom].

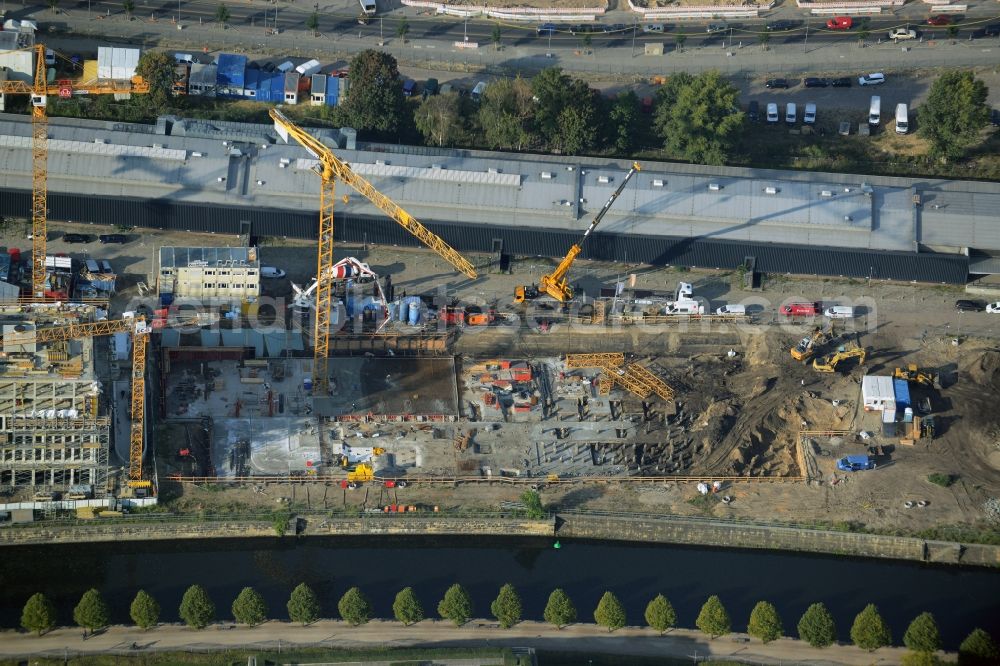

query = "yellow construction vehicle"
[[893, 364, 941, 389], [0, 313, 152, 490], [790, 327, 825, 362], [812, 344, 866, 373], [515, 162, 640, 303], [346, 463, 375, 485], [269, 108, 476, 396], [0, 45, 149, 298]]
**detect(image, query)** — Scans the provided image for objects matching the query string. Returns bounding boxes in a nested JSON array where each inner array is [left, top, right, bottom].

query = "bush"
[[927, 473, 955, 487]]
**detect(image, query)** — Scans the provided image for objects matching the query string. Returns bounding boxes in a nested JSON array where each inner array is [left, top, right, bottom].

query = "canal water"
[[1, 536, 998, 648]]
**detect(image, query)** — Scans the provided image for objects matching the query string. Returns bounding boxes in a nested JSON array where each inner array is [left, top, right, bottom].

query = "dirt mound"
[[962, 350, 1000, 387]]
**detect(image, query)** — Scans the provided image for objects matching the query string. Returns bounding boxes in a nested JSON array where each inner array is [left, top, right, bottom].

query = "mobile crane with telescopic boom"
[[515, 162, 640, 304]]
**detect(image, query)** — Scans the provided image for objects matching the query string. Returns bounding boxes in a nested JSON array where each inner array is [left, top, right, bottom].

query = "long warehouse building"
[[0, 113, 998, 284]]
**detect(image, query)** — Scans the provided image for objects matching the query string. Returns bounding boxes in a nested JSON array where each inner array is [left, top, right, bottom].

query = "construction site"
[[0, 47, 998, 541]]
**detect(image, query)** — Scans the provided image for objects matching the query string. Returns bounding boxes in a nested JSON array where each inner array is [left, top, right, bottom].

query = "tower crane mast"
[[0, 315, 152, 489], [269, 108, 477, 395], [0, 44, 150, 298]]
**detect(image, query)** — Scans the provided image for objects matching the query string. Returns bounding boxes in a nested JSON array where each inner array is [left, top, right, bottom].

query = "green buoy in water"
[[553, 540, 561, 549]]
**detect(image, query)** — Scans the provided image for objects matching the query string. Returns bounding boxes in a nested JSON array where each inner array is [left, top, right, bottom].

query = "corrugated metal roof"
[[216, 53, 247, 88], [159, 246, 258, 268]]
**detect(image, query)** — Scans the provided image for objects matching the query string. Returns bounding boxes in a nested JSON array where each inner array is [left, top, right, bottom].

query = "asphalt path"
[[0, 618, 918, 664]]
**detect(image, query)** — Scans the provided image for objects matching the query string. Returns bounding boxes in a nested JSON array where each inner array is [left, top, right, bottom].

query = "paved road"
[[0, 618, 917, 664]]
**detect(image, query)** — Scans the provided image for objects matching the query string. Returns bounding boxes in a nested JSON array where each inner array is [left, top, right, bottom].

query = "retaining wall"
[[555, 514, 1000, 567]]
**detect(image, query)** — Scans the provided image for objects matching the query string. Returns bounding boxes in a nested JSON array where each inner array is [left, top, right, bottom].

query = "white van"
[[766, 103, 779, 123], [825, 305, 856, 319], [869, 96, 881, 126], [471, 81, 487, 102], [804, 102, 817, 125], [716, 304, 747, 315], [785, 102, 797, 125], [895, 103, 909, 134], [664, 301, 706, 315], [260, 266, 286, 279]]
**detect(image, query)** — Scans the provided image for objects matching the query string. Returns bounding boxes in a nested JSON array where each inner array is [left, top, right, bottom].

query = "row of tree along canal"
[[2, 536, 999, 649]]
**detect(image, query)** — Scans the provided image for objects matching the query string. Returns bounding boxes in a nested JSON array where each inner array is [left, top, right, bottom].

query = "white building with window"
[[158, 247, 260, 301]]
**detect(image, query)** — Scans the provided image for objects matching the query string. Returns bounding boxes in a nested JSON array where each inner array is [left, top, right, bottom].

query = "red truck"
[[780, 302, 821, 316], [826, 16, 853, 30]]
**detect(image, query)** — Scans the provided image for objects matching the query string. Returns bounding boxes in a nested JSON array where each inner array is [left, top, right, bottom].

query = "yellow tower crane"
[[269, 108, 477, 395], [0, 44, 150, 298], [0, 314, 152, 489], [515, 162, 640, 303]]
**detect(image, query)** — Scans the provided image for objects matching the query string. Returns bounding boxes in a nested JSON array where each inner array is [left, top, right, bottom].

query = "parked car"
[[837, 455, 875, 472], [766, 102, 779, 123], [830, 77, 852, 88], [765, 78, 789, 89], [985, 23, 1000, 36], [98, 234, 127, 244], [706, 22, 728, 34], [569, 24, 602, 34], [422, 78, 439, 99], [955, 299, 985, 312], [536, 22, 558, 36], [747, 100, 759, 122], [888, 28, 918, 41], [804, 102, 817, 124], [986, 302, 1000, 313], [804, 77, 828, 88], [765, 20, 797, 31], [260, 266, 287, 279], [926, 15, 952, 26], [826, 16, 853, 30], [63, 233, 92, 243], [859, 72, 886, 86], [642, 23, 666, 33], [780, 302, 821, 316], [785, 102, 797, 125], [402, 80, 416, 97], [606, 23, 628, 33]]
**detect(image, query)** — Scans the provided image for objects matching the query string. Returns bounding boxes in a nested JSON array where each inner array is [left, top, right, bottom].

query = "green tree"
[[341, 50, 407, 135], [73, 588, 110, 635], [920, 70, 990, 160], [130, 590, 160, 630], [491, 24, 502, 50], [478, 76, 535, 150], [851, 603, 892, 652], [231, 587, 267, 627], [122, 0, 134, 18], [644, 594, 676, 634], [437, 583, 473, 626], [593, 591, 626, 633], [215, 3, 230, 27], [857, 28, 870, 44], [654, 71, 744, 165], [392, 587, 424, 626], [695, 595, 731, 639], [135, 51, 177, 113], [415, 94, 464, 147], [397, 18, 410, 42], [606, 91, 639, 154], [676, 33, 687, 51], [946, 25, 959, 40], [959, 628, 1000, 665], [287, 583, 321, 626], [306, 11, 319, 36], [179, 584, 215, 630], [543, 588, 577, 629], [490, 584, 522, 628], [21, 593, 57, 636], [531, 67, 574, 138], [338, 586, 372, 626], [904, 612, 941, 653], [747, 600, 783, 644], [520, 489, 545, 518], [798, 602, 837, 648], [553, 83, 600, 155]]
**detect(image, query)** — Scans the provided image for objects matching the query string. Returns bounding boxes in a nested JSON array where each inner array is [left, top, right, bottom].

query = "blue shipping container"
[[243, 68, 260, 100], [326, 76, 339, 106], [270, 72, 284, 102], [893, 378, 911, 409], [216, 53, 247, 98]]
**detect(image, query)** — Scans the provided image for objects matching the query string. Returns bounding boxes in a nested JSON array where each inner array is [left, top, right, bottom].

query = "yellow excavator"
[[515, 162, 640, 303], [813, 344, 867, 373], [893, 364, 941, 389], [791, 327, 826, 362]]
